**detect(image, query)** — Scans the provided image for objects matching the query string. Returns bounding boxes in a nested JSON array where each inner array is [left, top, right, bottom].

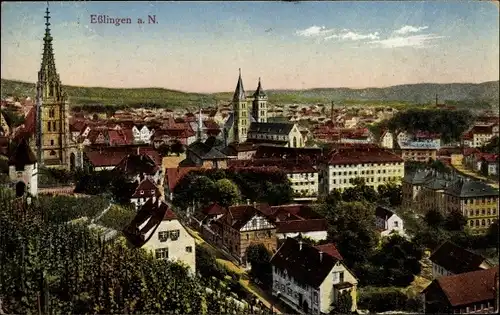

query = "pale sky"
[[1, 1, 499, 93]]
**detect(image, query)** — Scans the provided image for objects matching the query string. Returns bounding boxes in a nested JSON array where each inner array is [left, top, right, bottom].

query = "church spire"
[[232, 68, 246, 102], [37, 4, 63, 102], [253, 77, 267, 97]]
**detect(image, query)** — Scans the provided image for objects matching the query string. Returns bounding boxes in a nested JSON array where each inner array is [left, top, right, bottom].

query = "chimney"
[[299, 241, 303, 251], [319, 251, 323, 262], [246, 199, 250, 205], [253, 201, 257, 208], [137, 146, 140, 155]]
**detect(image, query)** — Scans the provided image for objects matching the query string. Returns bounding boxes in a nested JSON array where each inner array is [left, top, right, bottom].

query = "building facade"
[[319, 145, 405, 195], [444, 179, 499, 234], [271, 238, 358, 315], [27, 7, 82, 170]]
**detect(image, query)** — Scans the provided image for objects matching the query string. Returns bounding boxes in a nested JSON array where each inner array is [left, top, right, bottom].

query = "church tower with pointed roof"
[[34, 5, 77, 170], [232, 68, 250, 143], [252, 77, 268, 123]]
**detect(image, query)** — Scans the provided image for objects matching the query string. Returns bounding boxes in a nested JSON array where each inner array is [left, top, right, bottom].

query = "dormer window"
[[151, 189, 155, 194], [140, 190, 144, 195]]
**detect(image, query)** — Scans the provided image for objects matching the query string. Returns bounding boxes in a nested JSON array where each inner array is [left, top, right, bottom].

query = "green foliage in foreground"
[[0, 190, 266, 315], [358, 286, 423, 313], [96, 204, 136, 231]]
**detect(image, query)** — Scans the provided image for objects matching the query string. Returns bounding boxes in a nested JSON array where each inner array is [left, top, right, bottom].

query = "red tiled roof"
[[85, 149, 129, 167], [462, 147, 480, 156], [165, 167, 205, 191], [131, 178, 161, 198], [324, 145, 403, 165], [315, 243, 344, 261], [480, 153, 499, 163], [470, 125, 493, 135], [275, 219, 327, 233], [163, 208, 178, 221], [203, 202, 227, 216], [433, 266, 499, 307], [227, 158, 317, 173]]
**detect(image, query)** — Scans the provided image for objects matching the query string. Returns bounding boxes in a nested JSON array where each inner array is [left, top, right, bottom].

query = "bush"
[[358, 287, 421, 313], [96, 204, 136, 230]]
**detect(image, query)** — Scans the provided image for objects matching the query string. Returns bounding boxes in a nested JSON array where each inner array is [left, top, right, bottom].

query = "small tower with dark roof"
[[232, 68, 249, 143], [252, 77, 268, 123], [8, 139, 38, 197]]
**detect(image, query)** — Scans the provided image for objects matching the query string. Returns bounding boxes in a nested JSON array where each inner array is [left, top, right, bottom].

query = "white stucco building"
[[379, 130, 394, 149], [123, 199, 196, 274], [271, 238, 358, 315], [319, 145, 405, 195], [375, 206, 405, 237]]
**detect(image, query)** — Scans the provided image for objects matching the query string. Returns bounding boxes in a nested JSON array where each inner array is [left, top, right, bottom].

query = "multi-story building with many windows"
[[444, 179, 499, 234], [319, 145, 404, 195]]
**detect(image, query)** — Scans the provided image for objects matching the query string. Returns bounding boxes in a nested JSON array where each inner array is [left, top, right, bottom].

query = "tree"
[[319, 201, 379, 267], [330, 290, 353, 314], [424, 209, 445, 229], [96, 204, 136, 230], [341, 178, 378, 203], [371, 235, 423, 287], [170, 140, 185, 156], [444, 210, 467, 231], [246, 243, 272, 288], [214, 179, 240, 207], [377, 182, 402, 207]]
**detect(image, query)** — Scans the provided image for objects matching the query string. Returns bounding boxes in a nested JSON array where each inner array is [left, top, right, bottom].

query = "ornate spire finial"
[[239, 68, 241, 76]]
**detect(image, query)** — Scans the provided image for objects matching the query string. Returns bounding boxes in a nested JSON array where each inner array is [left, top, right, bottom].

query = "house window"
[[155, 248, 168, 259], [47, 122, 51, 131], [313, 291, 319, 303], [49, 108, 55, 118], [170, 230, 180, 240], [185, 246, 192, 253], [339, 271, 344, 283], [50, 150, 56, 156], [394, 221, 399, 228], [50, 139, 54, 146], [159, 231, 169, 242]]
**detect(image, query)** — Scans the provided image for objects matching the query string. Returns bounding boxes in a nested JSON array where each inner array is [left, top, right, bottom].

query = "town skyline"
[[1, 1, 499, 93]]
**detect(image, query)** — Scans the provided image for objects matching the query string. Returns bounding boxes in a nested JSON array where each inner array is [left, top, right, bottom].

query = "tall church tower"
[[252, 78, 268, 123], [232, 69, 249, 143], [35, 6, 72, 169]]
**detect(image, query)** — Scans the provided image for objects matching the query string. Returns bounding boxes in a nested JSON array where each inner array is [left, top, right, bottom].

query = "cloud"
[[393, 25, 429, 35], [325, 31, 380, 41], [368, 34, 444, 48], [295, 25, 335, 37]]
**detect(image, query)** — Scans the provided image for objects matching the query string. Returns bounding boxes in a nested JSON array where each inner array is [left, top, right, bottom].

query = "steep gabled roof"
[[131, 178, 161, 198], [188, 141, 228, 160], [221, 204, 275, 230], [314, 243, 344, 261], [114, 153, 158, 176], [8, 139, 37, 166], [375, 206, 395, 220], [270, 237, 341, 288], [429, 241, 490, 275], [423, 266, 499, 307], [123, 199, 176, 247]]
